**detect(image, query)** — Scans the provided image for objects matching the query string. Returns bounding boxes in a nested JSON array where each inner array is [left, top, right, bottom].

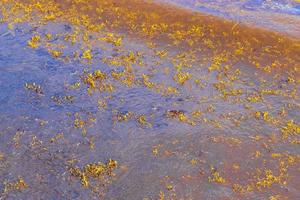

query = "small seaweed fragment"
[[137, 115, 152, 128], [165, 110, 185, 119], [99, 33, 123, 46], [113, 111, 134, 123], [24, 82, 44, 95]]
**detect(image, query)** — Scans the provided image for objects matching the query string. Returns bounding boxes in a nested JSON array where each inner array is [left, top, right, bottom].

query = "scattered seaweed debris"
[[0, 0, 299, 199]]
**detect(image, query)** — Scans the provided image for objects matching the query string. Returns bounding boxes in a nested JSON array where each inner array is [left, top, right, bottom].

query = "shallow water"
[[159, 0, 300, 38], [0, 0, 299, 200]]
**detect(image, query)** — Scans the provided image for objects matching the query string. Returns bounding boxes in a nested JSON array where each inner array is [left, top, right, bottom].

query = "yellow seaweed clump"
[[173, 71, 191, 85], [49, 50, 62, 58], [3, 177, 28, 195], [70, 159, 118, 188], [99, 33, 123, 47], [208, 166, 226, 184], [255, 169, 280, 189], [281, 120, 300, 139], [82, 49, 93, 60], [137, 115, 152, 128], [142, 74, 155, 89], [82, 69, 108, 94], [27, 35, 41, 49]]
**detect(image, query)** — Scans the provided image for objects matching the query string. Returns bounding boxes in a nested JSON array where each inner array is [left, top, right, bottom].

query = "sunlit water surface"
[[0, 0, 299, 199]]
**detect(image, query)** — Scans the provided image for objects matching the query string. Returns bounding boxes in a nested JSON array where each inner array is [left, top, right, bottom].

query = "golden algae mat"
[[0, 0, 299, 199]]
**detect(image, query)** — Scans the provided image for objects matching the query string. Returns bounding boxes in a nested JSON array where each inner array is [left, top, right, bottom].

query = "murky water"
[[0, 0, 299, 200]]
